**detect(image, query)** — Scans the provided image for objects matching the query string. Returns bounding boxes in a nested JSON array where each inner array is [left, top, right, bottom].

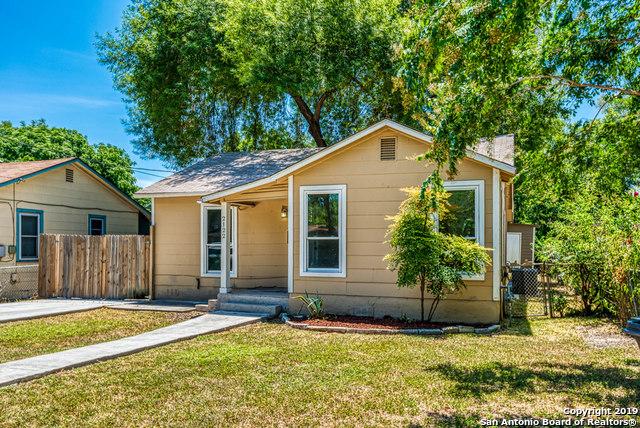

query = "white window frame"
[[442, 180, 485, 281], [200, 204, 237, 278], [300, 184, 347, 277]]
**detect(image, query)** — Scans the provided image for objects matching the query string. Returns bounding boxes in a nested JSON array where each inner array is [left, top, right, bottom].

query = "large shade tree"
[[398, 0, 640, 176], [97, 0, 406, 167], [0, 120, 139, 196]]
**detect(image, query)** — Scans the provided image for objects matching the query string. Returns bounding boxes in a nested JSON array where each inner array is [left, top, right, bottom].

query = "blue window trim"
[[88, 214, 107, 235], [16, 208, 44, 262]]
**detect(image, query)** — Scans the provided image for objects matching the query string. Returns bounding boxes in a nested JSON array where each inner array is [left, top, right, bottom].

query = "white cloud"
[[0, 92, 117, 109]]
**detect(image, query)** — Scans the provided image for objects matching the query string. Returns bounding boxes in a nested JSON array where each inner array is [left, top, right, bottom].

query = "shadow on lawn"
[[424, 361, 640, 407], [499, 318, 533, 336]]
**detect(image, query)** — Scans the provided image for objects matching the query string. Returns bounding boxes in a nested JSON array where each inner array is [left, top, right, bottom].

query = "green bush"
[[540, 190, 640, 324]]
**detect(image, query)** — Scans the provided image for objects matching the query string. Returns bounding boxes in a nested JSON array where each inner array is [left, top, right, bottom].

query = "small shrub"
[[385, 183, 490, 321], [295, 291, 324, 319], [549, 290, 568, 317]]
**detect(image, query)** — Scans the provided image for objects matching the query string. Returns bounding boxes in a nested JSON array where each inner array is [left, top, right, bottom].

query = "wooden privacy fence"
[[38, 234, 151, 299]]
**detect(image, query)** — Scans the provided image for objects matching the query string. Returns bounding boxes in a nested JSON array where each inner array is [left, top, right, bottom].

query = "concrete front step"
[[213, 310, 272, 318], [217, 292, 289, 307], [218, 302, 282, 317], [195, 304, 210, 312]]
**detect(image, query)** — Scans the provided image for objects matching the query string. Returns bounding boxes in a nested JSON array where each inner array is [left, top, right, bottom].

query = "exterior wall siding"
[[0, 165, 139, 267], [290, 128, 501, 323], [153, 196, 287, 300]]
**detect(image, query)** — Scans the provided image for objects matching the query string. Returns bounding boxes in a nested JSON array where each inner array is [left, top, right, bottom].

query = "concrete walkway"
[[0, 311, 264, 387], [0, 299, 202, 323]]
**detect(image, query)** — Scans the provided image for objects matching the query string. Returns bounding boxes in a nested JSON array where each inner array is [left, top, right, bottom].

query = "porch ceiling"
[[216, 181, 288, 203]]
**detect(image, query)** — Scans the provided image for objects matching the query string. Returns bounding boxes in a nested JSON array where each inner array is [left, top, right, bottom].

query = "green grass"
[[0, 317, 637, 427], [0, 308, 198, 363]]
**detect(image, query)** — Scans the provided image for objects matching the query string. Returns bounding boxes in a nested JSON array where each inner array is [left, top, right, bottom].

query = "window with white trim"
[[440, 180, 485, 280], [440, 180, 484, 245], [201, 205, 237, 276], [300, 185, 346, 277]]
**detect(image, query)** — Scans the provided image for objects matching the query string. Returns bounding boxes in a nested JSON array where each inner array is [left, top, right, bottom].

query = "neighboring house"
[[136, 120, 516, 323], [0, 158, 150, 266], [506, 223, 536, 265]]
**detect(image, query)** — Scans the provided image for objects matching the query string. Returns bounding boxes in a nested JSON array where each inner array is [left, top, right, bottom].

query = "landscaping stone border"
[[280, 314, 500, 335]]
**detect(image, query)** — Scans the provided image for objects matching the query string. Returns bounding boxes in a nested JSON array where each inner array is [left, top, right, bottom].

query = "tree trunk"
[[291, 93, 330, 148], [307, 118, 326, 147]]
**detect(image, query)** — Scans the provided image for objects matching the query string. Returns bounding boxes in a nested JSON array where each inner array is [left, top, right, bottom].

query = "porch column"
[[220, 201, 231, 294], [287, 175, 294, 293], [492, 168, 501, 301]]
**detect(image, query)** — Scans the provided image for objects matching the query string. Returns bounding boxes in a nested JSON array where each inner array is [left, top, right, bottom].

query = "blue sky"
[[0, 0, 171, 188]]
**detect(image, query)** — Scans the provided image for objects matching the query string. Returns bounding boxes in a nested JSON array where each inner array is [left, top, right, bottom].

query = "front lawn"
[[0, 308, 197, 363], [0, 317, 637, 427]]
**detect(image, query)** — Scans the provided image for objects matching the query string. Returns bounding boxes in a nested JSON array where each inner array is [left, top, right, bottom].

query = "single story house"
[[136, 120, 516, 323], [0, 158, 150, 267]]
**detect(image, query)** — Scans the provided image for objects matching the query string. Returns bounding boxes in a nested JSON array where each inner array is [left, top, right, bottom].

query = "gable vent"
[[380, 138, 396, 161], [65, 168, 74, 183]]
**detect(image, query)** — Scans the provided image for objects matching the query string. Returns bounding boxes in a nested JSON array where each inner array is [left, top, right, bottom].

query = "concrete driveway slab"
[[0, 299, 108, 323], [0, 299, 203, 323]]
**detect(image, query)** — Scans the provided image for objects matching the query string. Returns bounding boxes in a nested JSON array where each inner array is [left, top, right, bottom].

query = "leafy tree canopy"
[[399, 0, 640, 174], [515, 97, 640, 234], [539, 188, 640, 322], [0, 120, 139, 197], [97, 0, 408, 167]]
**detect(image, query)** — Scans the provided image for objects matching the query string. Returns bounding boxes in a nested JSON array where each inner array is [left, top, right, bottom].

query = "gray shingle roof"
[[136, 148, 323, 196]]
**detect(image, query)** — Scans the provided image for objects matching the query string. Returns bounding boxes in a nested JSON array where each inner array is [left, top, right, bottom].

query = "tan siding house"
[[138, 120, 515, 323], [0, 158, 150, 267]]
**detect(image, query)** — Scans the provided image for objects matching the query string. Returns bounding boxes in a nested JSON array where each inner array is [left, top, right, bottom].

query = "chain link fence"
[[0, 265, 39, 301], [503, 262, 581, 319]]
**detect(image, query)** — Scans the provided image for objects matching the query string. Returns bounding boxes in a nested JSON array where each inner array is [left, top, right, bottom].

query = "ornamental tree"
[[385, 184, 490, 322]]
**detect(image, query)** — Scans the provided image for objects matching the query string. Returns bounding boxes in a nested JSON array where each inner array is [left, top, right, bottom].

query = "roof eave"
[[133, 191, 205, 198], [72, 161, 151, 219], [201, 119, 516, 202], [0, 158, 77, 188]]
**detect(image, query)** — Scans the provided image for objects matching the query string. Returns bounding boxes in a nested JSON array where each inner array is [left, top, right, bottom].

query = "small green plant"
[[549, 290, 568, 317], [295, 291, 325, 319]]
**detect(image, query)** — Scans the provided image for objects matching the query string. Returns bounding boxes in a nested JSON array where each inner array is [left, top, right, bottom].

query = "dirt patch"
[[577, 323, 636, 349], [301, 315, 489, 330]]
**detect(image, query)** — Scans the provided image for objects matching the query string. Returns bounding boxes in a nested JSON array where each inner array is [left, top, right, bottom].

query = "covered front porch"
[[202, 177, 293, 298]]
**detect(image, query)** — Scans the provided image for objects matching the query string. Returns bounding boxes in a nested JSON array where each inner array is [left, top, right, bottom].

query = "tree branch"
[[291, 94, 314, 121], [314, 88, 337, 122], [513, 75, 640, 97]]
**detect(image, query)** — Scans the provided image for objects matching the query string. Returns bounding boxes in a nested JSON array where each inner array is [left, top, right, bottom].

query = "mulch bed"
[[300, 315, 489, 330]]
